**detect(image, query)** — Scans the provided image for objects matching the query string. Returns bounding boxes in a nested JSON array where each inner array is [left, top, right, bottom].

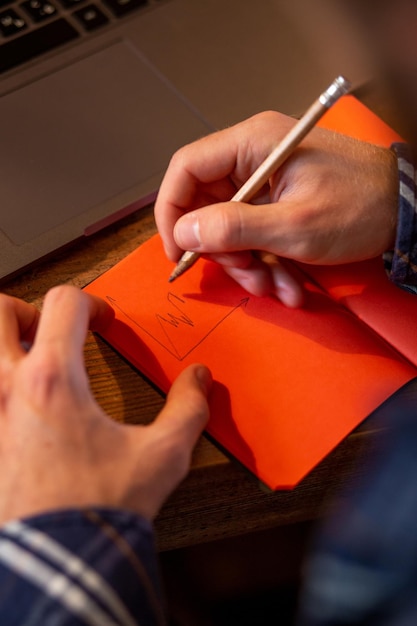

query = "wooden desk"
[[0, 203, 392, 552]]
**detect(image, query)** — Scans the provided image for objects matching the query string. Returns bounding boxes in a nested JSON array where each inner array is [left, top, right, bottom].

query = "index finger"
[[155, 112, 294, 261], [33, 286, 113, 359], [0, 295, 39, 360], [155, 132, 238, 260]]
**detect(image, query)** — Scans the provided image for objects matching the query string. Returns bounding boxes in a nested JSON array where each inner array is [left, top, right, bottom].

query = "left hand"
[[0, 286, 212, 524]]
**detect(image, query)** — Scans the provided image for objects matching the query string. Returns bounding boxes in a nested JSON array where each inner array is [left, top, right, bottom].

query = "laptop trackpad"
[[0, 42, 212, 245]]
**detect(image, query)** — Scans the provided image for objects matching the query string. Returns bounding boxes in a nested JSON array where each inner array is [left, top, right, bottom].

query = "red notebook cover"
[[84, 95, 413, 490]]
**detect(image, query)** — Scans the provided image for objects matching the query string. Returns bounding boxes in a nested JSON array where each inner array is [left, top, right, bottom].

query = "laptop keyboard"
[[0, 0, 160, 74]]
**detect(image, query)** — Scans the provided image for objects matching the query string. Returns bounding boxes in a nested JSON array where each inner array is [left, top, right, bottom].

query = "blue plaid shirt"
[[0, 509, 167, 625], [1, 144, 416, 625], [384, 143, 417, 294]]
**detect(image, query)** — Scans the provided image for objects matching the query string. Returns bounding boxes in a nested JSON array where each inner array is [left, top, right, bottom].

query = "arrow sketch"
[[107, 292, 249, 360]]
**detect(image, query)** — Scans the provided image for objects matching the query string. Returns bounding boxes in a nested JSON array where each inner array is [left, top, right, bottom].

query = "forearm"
[[0, 508, 166, 625]]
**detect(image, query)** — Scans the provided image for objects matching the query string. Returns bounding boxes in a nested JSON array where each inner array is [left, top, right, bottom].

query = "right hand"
[[154, 111, 399, 307]]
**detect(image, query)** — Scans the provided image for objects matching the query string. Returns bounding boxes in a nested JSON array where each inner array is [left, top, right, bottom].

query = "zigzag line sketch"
[[106, 292, 249, 360]]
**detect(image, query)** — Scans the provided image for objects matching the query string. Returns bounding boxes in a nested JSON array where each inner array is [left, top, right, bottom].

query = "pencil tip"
[[168, 251, 199, 282], [168, 268, 179, 282]]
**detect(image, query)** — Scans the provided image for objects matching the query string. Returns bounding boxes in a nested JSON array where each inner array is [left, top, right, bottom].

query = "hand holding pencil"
[[154, 77, 399, 306]]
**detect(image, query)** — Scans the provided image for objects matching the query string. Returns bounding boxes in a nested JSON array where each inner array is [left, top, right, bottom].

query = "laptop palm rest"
[[0, 40, 212, 271]]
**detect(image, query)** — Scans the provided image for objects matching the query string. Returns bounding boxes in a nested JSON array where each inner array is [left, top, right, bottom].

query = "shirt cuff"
[[384, 142, 417, 294], [0, 507, 166, 625]]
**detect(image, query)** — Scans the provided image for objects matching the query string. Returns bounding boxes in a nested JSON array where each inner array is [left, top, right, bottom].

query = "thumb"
[[153, 363, 212, 451], [173, 201, 282, 254], [124, 364, 212, 520]]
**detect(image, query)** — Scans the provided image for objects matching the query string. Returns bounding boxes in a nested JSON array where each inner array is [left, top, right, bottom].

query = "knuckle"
[[24, 350, 66, 406], [168, 147, 184, 170], [168, 143, 194, 173], [210, 205, 245, 250], [43, 284, 78, 307]]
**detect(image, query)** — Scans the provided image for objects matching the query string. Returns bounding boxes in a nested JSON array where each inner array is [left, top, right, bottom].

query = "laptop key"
[[0, 8, 27, 35], [73, 3, 108, 30], [20, 0, 58, 22], [0, 18, 79, 73]]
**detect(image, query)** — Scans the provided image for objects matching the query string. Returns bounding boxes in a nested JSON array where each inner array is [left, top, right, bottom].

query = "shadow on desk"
[[161, 520, 314, 626]]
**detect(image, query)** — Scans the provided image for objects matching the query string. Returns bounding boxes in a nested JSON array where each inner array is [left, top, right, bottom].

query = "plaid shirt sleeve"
[[383, 142, 417, 294], [0, 508, 167, 625]]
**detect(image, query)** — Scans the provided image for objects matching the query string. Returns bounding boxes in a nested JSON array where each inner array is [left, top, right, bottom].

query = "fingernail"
[[195, 364, 212, 393], [174, 213, 201, 250]]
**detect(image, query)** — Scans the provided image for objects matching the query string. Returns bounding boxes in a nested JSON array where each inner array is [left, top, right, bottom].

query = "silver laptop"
[[0, 0, 371, 280]]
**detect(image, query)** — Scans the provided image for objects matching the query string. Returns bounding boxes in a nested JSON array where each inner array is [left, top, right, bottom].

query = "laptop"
[[0, 0, 372, 281]]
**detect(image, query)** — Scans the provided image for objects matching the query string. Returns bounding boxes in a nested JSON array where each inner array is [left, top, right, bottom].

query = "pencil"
[[168, 75, 351, 283]]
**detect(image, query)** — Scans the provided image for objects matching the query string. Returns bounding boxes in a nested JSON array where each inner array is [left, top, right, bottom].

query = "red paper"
[[84, 96, 415, 490]]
